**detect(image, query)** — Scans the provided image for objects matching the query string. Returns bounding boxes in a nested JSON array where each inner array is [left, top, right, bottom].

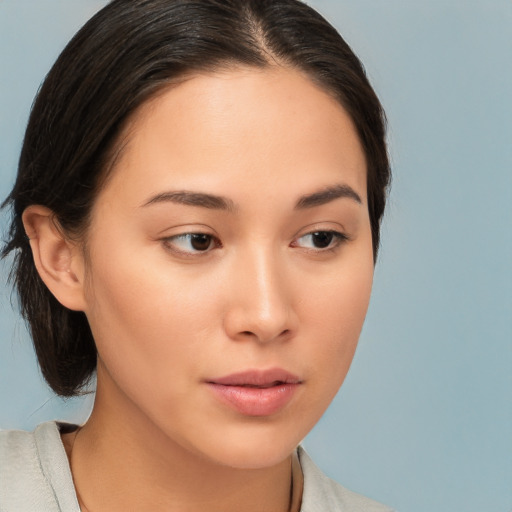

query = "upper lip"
[[207, 368, 301, 387]]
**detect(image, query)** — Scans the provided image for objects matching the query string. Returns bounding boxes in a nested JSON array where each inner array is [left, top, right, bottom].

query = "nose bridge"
[[225, 242, 294, 342]]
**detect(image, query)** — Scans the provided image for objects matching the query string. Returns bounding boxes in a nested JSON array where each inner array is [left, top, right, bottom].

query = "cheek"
[[82, 243, 221, 389], [302, 248, 374, 386]]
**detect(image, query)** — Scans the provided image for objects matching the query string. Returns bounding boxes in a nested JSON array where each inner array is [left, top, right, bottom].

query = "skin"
[[24, 66, 374, 511]]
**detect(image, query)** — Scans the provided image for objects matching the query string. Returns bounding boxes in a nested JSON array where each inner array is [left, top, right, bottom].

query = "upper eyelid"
[[293, 225, 349, 243], [293, 230, 348, 247], [155, 223, 217, 237], [297, 228, 346, 237], [293, 219, 347, 236]]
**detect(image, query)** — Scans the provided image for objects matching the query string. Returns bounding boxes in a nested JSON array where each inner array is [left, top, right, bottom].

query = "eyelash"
[[291, 230, 349, 253], [161, 230, 348, 257], [162, 233, 222, 256]]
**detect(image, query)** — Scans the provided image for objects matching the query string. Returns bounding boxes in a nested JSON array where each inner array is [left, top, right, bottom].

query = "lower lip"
[[207, 383, 300, 416]]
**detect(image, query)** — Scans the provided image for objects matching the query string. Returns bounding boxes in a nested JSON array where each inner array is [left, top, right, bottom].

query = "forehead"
[[100, 66, 367, 208]]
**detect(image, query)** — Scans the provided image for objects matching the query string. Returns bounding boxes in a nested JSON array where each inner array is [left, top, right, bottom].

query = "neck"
[[64, 379, 302, 512]]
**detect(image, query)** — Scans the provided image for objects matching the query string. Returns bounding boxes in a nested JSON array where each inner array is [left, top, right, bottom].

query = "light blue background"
[[1, 1, 511, 511]]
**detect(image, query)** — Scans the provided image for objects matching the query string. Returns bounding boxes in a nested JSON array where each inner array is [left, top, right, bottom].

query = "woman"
[[0, 0, 392, 510]]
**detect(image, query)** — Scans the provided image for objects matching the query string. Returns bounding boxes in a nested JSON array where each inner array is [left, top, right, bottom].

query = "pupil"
[[191, 234, 211, 251], [312, 232, 333, 248]]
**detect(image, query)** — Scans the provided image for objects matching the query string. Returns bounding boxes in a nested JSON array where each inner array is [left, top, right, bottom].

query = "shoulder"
[[298, 446, 395, 512], [0, 422, 80, 512]]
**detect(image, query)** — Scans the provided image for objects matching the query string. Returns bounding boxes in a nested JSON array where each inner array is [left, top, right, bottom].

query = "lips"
[[206, 369, 302, 416]]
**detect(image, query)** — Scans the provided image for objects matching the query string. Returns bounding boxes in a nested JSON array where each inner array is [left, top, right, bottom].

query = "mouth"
[[207, 368, 301, 387], [225, 381, 291, 388], [205, 368, 302, 416]]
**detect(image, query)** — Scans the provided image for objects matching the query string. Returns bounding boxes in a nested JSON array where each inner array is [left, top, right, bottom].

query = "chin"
[[207, 442, 297, 470], [185, 421, 307, 470]]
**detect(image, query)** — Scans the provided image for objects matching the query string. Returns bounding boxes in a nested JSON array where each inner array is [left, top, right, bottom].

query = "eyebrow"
[[294, 184, 362, 209], [142, 191, 237, 212], [142, 183, 362, 212]]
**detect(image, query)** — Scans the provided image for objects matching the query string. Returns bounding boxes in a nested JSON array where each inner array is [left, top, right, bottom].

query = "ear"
[[22, 205, 87, 312]]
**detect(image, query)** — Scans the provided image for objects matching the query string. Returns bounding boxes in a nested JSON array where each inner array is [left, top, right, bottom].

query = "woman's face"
[[80, 66, 373, 469]]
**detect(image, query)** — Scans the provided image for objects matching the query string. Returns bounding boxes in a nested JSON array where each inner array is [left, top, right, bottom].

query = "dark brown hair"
[[2, 0, 390, 396]]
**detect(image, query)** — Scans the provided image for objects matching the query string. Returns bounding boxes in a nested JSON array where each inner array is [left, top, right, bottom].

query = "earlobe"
[[22, 205, 87, 312]]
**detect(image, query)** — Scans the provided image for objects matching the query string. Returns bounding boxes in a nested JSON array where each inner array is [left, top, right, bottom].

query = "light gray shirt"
[[0, 422, 394, 511]]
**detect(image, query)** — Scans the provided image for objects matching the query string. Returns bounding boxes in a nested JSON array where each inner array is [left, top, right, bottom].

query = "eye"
[[163, 233, 220, 255], [292, 230, 348, 251]]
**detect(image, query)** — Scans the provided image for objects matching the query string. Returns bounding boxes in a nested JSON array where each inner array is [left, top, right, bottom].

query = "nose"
[[223, 247, 297, 343]]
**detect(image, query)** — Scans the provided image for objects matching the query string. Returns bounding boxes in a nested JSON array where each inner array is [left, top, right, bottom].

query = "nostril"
[[239, 328, 290, 340]]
